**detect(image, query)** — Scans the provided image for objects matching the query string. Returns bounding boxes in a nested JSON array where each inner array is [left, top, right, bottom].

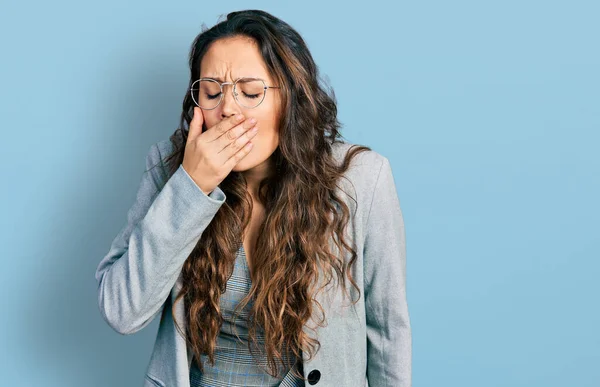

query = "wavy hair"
[[158, 9, 372, 380]]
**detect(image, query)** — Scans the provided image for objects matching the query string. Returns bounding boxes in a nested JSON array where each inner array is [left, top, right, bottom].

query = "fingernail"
[[236, 114, 244, 121], [249, 118, 257, 124]]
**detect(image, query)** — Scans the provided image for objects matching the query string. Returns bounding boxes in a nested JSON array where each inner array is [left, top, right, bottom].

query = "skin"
[[196, 35, 283, 274], [198, 35, 282, 200]]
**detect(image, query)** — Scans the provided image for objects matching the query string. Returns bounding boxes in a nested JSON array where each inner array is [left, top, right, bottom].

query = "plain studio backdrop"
[[0, 1, 598, 386]]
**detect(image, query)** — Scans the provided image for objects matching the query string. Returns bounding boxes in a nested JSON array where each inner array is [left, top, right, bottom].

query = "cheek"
[[254, 110, 280, 141], [254, 123, 279, 149]]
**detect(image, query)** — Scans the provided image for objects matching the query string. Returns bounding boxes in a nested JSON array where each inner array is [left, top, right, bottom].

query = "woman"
[[95, 9, 411, 387]]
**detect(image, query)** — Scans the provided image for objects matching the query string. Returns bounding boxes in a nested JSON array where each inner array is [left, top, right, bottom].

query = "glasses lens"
[[235, 79, 266, 108], [190, 79, 267, 109], [191, 80, 221, 109]]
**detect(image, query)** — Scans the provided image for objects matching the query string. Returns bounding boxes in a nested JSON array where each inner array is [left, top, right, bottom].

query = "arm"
[[94, 142, 226, 335], [363, 156, 412, 386]]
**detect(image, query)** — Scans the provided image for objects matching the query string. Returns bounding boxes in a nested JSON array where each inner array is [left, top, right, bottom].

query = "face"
[[198, 36, 282, 173]]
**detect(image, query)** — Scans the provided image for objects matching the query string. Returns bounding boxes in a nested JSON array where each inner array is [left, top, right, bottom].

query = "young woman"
[[95, 9, 411, 387]]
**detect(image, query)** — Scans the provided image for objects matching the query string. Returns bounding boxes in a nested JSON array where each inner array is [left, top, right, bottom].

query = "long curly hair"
[[159, 9, 372, 380]]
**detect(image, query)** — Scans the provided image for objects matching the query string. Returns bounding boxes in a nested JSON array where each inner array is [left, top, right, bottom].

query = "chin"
[[231, 155, 258, 171], [230, 141, 278, 172]]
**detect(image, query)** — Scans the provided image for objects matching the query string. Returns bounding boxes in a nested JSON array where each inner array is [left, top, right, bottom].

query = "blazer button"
[[307, 369, 321, 385]]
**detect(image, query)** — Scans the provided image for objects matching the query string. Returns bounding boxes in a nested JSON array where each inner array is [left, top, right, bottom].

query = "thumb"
[[188, 106, 204, 142]]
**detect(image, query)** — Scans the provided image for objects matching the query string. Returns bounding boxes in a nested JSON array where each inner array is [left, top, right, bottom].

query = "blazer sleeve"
[[363, 156, 412, 387], [94, 142, 227, 335]]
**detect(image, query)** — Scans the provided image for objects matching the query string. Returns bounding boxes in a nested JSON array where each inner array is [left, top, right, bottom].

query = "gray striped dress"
[[189, 244, 306, 387]]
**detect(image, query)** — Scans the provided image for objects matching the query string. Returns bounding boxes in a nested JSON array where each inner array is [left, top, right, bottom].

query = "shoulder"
[[139, 138, 181, 190], [331, 139, 387, 188], [148, 137, 389, 202], [154, 137, 178, 160], [140, 138, 176, 167], [330, 140, 389, 216], [152, 137, 387, 173], [150, 137, 183, 176]]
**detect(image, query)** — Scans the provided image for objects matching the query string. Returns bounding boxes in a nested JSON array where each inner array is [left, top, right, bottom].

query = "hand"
[[182, 107, 259, 195]]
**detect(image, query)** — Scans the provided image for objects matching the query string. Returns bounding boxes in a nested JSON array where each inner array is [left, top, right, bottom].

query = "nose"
[[220, 82, 241, 118]]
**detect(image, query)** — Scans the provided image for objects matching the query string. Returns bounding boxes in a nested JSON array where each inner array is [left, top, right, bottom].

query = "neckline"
[[238, 244, 253, 283]]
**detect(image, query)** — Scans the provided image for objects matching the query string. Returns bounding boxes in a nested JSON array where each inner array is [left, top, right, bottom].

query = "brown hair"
[[160, 9, 372, 380]]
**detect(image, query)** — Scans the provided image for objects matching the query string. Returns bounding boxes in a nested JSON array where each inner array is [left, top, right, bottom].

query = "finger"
[[188, 106, 204, 142], [220, 123, 259, 162], [215, 118, 257, 152], [224, 139, 255, 170], [203, 113, 246, 142]]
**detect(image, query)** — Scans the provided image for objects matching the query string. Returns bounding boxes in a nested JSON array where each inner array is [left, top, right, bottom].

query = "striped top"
[[189, 244, 306, 387]]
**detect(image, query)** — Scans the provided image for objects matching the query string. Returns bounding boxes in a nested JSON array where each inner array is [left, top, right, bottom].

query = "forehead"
[[200, 37, 271, 81]]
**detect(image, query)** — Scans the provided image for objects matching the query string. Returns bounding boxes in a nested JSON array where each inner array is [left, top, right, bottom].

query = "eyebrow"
[[202, 76, 265, 82]]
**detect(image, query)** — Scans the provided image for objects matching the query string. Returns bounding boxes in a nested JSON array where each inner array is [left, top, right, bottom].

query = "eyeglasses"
[[190, 77, 281, 110]]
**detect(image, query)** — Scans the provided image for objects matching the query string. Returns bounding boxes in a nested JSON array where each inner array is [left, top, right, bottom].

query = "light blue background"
[[1, 1, 598, 386]]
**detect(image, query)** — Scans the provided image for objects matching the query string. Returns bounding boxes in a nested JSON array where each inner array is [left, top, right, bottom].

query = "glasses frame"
[[190, 77, 281, 110]]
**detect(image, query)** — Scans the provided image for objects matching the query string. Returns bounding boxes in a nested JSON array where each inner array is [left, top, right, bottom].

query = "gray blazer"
[[95, 138, 412, 387]]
